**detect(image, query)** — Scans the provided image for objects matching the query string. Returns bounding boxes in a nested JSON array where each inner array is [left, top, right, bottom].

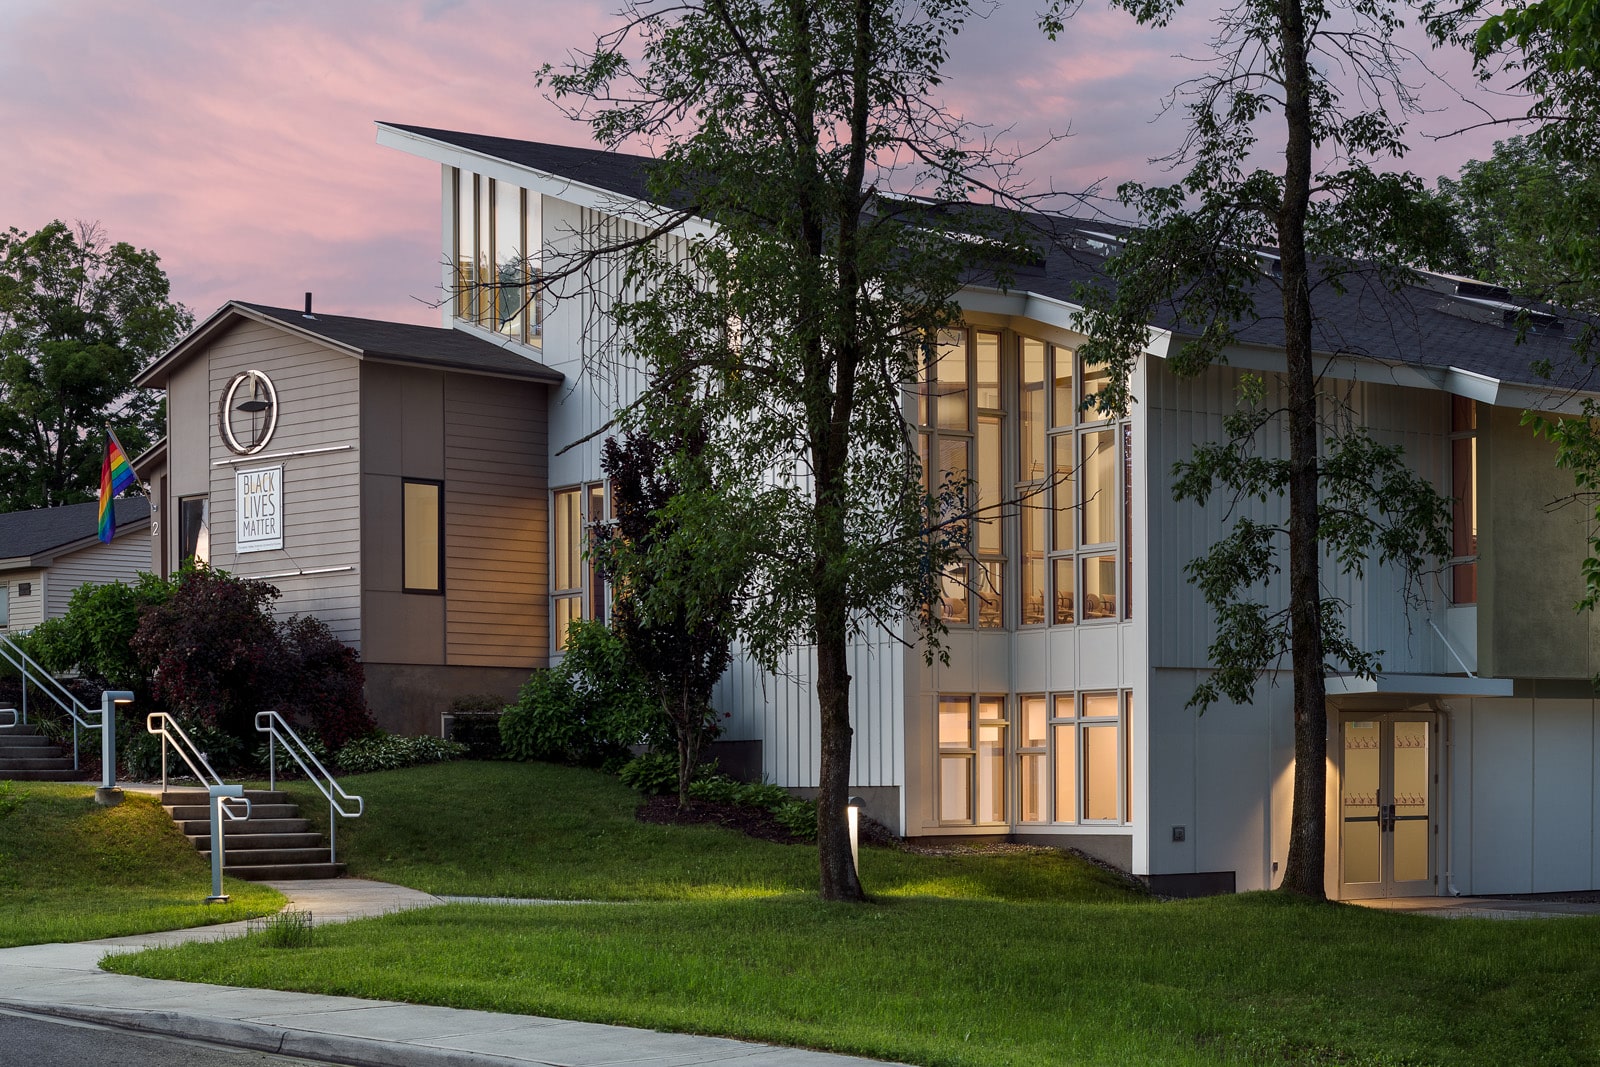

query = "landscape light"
[[96, 691, 135, 803], [847, 795, 866, 879]]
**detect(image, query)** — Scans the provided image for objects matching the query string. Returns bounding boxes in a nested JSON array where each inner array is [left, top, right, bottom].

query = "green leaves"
[[0, 221, 189, 510]]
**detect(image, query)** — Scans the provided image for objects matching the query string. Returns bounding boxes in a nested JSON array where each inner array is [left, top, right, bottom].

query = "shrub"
[[334, 732, 467, 774], [773, 798, 819, 841], [500, 620, 665, 766], [276, 615, 375, 751], [24, 572, 175, 688], [619, 752, 683, 795], [686, 773, 796, 811], [131, 566, 281, 742]]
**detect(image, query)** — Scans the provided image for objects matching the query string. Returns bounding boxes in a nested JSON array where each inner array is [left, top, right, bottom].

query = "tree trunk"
[[1277, 0, 1329, 900], [815, 601, 862, 901]]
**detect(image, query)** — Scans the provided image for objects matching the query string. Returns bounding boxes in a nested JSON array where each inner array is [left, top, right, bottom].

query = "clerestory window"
[[453, 168, 542, 346]]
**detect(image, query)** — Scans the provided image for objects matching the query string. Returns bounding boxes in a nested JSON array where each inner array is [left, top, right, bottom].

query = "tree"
[[0, 221, 190, 511], [1044, 0, 1457, 896], [594, 414, 738, 810], [548, 0, 1028, 900], [1436, 136, 1600, 313]]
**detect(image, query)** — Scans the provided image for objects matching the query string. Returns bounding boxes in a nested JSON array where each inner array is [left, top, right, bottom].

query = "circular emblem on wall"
[[219, 369, 279, 455]]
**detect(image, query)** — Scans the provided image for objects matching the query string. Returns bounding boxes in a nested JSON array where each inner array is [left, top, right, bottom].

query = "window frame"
[[551, 480, 608, 651], [401, 478, 445, 596]]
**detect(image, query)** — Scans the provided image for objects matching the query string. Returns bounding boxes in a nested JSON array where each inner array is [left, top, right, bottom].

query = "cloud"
[[0, 0, 1523, 327]]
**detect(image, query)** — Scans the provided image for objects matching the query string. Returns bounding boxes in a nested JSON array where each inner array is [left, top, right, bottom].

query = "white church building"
[[135, 121, 1600, 900]]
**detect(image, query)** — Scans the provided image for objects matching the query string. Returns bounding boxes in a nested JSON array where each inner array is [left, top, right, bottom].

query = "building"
[[137, 121, 1600, 900], [0, 498, 151, 635]]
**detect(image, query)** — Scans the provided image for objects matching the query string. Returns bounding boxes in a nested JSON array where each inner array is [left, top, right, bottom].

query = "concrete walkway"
[[1350, 894, 1600, 920], [0, 879, 899, 1067]]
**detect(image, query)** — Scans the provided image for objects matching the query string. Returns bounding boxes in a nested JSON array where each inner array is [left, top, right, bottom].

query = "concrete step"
[[0, 756, 78, 771], [186, 831, 324, 851], [161, 789, 289, 806], [0, 734, 61, 749], [0, 723, 41, 735], [199, 847, 336, 867], [224, 861, 345, 881], [0, 768, 94, 781], [165, 803, 300, 821], [175, 817, 313, 836]]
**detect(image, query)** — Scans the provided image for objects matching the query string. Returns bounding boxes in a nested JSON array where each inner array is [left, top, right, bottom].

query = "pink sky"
[[0, 1, 1517, 328]]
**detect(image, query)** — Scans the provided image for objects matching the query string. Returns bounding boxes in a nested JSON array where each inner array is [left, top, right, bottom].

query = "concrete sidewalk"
[[0, 879, 897, 1067]]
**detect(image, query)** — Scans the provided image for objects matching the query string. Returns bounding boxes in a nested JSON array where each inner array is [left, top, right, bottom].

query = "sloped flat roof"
[[138, 302, 564, 388], [391, 123, 1592, 400], [0, 498, 150, 567]]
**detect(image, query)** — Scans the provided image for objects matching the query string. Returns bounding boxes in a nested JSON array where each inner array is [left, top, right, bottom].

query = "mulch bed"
[[637, 795, 806, 844], [635, 795, 902, 848]]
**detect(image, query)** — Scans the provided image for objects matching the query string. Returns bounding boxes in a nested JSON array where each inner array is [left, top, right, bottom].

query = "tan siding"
[[443, 374, 548, 667], [1, 569, 46, 633], [205, 319, 362, 647], [44, 537, 151, 619]]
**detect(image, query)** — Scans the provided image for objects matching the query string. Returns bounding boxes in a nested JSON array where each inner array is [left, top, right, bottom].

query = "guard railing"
[[147, 712, 231, 792], [0, 632, 101, 770], [256, 709, 363, 863]]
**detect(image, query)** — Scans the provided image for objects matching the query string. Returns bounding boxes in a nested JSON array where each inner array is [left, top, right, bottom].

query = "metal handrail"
[[0, 633, 95, 727], [0, 708, 15, 729], [256, 709, 363, 863], [0, 632, 101, 769], [146, 712, 228, 792]]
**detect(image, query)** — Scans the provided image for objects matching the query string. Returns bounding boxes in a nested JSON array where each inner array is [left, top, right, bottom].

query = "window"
[[178, 496, 209, 567], [1450, 396, 1477, 604], [937, 695, 1008, 824], [453, 168, 542, 346], [921, 328, 1006, 628], [552, 481, 608, 650], [16, 582, 30, 597], [402, 480, 443, 593], [0, 585, 8, 628], [937, 689, 1132, 828]]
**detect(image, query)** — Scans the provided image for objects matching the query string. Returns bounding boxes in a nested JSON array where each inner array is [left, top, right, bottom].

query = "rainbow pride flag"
[[97, 430, 138, 543]]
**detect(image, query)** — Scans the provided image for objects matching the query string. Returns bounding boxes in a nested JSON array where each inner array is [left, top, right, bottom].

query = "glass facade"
[[918, 327, 1131, 629], [452, 167, 542, 346], [937, 689, 1132, 827]]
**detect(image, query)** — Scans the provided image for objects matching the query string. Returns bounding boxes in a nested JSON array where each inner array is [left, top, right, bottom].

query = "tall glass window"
[[938, 694, 1008, 825], [452, 168, 542, 346], [402, 480, 444, 594], [552, 487, 583, 649], [1450, 396, 1477, 604]]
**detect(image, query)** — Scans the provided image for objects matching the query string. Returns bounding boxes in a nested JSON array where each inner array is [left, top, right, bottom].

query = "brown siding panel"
[[444, 374, 549, 667]]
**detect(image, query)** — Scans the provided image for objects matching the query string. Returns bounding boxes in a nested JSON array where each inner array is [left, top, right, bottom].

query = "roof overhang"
[[0, 517, 151, 572], [375, 123, 714, 241], [1325, 673, 1515, 699]]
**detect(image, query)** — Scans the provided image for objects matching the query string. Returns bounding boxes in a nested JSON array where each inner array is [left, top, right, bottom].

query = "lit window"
[[551, 481, 608, 650], [402, 480, 443, 594], [1450, 396, 1477, 604], [937, 695, 1008, 825], [178, 496, 209, 567], [453, 168, 542, 346]]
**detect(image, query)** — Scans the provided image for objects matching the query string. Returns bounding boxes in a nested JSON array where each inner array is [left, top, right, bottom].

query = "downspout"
[[1431, 699, 1461, 896]]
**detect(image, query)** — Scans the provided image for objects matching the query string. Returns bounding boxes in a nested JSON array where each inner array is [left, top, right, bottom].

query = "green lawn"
[[0, 783, 284, 947], [268, 761, 1135, 902], [102, 761, 1600, 1066]]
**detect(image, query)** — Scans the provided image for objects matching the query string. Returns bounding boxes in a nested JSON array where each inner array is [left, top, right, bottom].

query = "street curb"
[[0, 1000, 544, 1067]]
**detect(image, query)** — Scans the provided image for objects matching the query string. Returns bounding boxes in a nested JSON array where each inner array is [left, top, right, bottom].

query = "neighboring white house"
[[136, 120, 1600, 901], [0, 498, 151, 634]]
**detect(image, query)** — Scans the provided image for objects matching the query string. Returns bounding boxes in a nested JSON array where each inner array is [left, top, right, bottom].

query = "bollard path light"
[[98, 691, 135, 802], [847, 795, 866, 880]]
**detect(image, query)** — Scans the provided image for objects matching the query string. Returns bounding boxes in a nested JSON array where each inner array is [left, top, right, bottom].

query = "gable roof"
[[0, 498, 150, 569], [137, 302, 564, 389]]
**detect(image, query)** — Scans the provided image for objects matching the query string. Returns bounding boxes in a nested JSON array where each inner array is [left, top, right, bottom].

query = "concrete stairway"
[[162, 788, 345, 880], [0, 722, 83, 781]]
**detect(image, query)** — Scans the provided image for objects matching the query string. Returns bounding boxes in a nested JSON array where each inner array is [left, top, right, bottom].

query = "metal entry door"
[[1339, 716, 1435, 899]]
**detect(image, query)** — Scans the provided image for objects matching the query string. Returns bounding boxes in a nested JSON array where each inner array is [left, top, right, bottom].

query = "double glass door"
[[1339, 716, 1435, 898]]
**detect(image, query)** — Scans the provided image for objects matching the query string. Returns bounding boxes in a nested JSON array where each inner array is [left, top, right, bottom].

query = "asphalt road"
[[0, 1008, 334, 1067]]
